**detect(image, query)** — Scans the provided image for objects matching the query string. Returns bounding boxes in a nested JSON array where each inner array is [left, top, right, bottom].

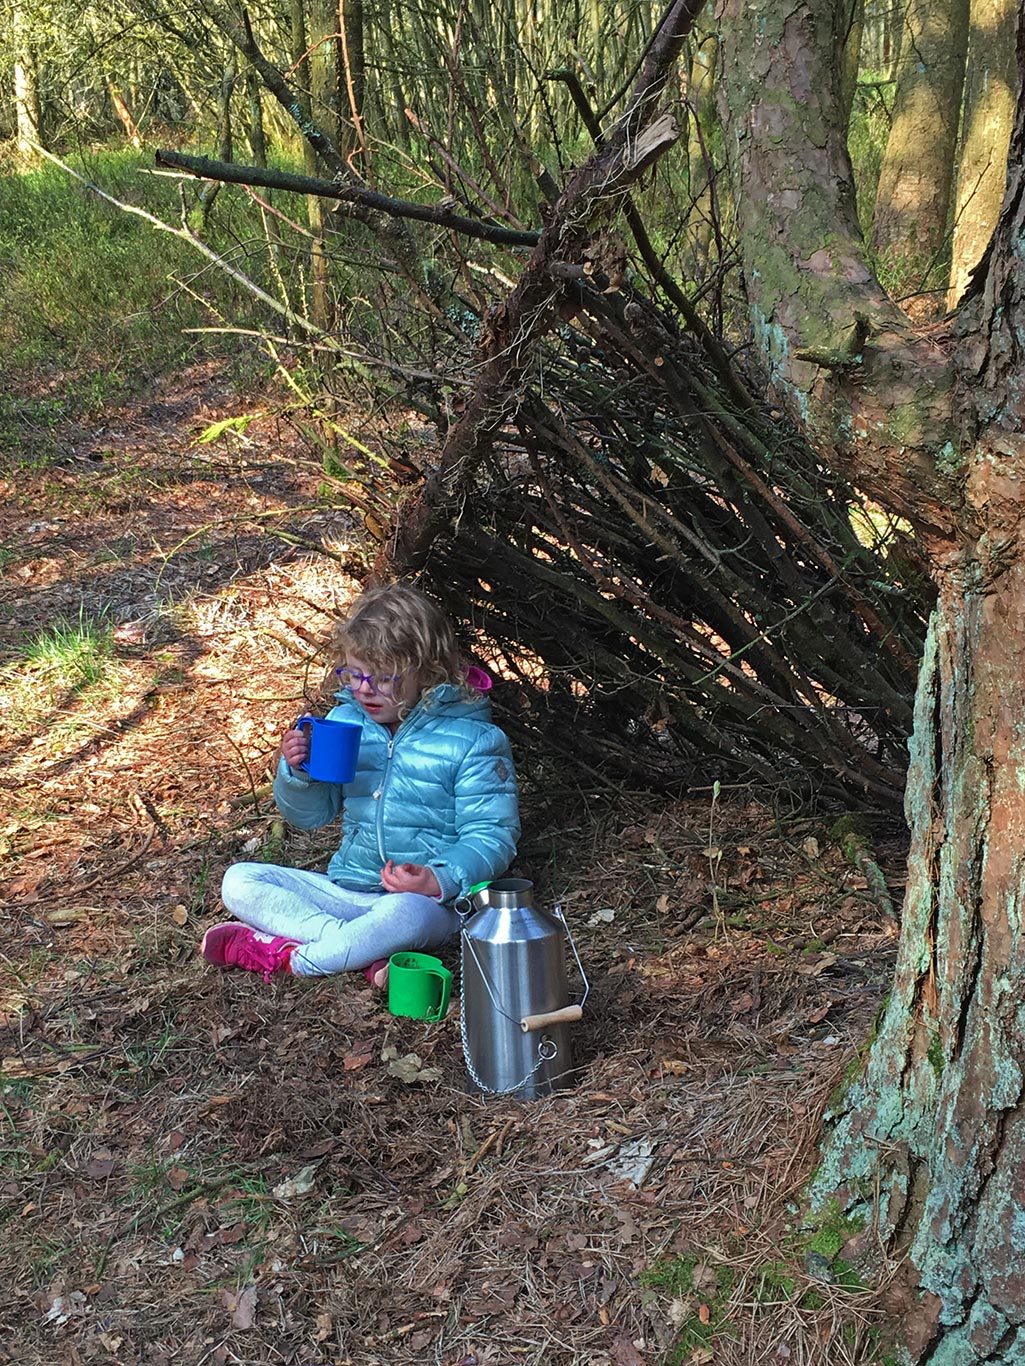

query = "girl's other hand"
[[381, 860, 442, 898], [281, 724, 312, 770]]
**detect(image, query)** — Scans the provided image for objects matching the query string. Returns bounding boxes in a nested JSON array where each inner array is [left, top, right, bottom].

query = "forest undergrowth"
[[0, 355, 911, 1365]]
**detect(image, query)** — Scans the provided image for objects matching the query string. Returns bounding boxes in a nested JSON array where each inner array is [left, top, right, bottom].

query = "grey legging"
[[219, 862, 459, 976]]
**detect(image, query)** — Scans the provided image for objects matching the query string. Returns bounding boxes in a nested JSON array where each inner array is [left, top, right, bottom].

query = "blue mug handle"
[[296, 715, 315, 774]]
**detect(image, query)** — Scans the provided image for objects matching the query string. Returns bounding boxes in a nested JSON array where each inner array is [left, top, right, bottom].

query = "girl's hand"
[[281, 724, 312, 770], [381, 860, 442, 898]]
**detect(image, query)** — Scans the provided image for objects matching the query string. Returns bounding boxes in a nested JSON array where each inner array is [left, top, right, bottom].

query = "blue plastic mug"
[[297, 715, 361, 783]]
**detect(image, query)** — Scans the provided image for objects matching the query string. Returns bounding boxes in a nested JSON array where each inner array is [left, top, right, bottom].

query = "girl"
[[201, 583, 520, 984]]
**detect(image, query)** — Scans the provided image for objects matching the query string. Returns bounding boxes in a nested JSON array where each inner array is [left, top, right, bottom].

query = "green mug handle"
[[426, 965, 452, 1022]]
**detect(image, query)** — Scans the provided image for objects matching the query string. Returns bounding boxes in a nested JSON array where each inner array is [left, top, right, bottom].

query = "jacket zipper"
[[375, 735, 395, 863], [374, 708, 420, 864]]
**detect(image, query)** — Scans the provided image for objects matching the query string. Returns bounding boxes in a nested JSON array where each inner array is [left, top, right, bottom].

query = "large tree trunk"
[[715, 0, 956, 538], [947, 0, 1016, 307], [871, 0, 969, 316], [813, 567, 1025, 1361], [719, 0, 1025, 1355], [816, 76, 1025, 1358]]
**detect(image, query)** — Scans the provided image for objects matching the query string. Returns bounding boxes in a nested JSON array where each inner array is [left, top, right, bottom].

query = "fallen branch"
[[153, 150, 540, 248]]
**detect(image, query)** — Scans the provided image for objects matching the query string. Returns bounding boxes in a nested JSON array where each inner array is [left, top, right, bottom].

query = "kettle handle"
[[520, 1005, 583, 1033]]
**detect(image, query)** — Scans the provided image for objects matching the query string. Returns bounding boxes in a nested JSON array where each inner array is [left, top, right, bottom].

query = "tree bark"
[[718, 0, 1025, 1356], [715, 0, 959, 541], [839, 0, 864, 128], [290, 0, 333, 328], [246, 70, 267, 167], [338, 0, 365, 164], [307, 0, 342, 150], [948, 0, 1017, 308], [871, 0, 969, 315]]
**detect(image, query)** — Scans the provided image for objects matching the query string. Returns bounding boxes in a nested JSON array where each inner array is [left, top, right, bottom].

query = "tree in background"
[[11, 0, 42, 164], [948, 0, 1017, 306], [871, 0, 969, 314]]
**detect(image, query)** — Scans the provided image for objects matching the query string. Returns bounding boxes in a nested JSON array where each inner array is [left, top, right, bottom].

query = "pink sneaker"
[[201, 923, 298, 982], [363, 958, 390, 989]]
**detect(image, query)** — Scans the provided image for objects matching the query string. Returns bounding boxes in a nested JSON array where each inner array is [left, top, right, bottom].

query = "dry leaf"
[[697, 1302, 711, 1324], [802, 836, 820, 858], [690, 1263, 720, 1293], [587, 906, 616, 926], [797, 953, 837, 976], [611, 1333, 647, 1365], [607, 1136, 656, 1187], [44, 907, 85, 926], [659, 1058, 690, 1076], [386, 1052, 442, 1083], [343, 1043, 375, 1071], [668, 1296, 694, 1328], [221, 1285, 257, 1329], [272, 1162, 320, 1199], [84, 1154, 120, 1180], [616, 1208, 639, 1244], [170, 904, 188, 926]]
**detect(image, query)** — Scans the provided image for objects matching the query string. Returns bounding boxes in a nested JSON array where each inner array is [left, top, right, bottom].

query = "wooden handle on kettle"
[[520, 1004, 583, 1033]]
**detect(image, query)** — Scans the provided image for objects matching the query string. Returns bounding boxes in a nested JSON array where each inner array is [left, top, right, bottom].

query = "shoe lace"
[[236, 936, 294, 981]]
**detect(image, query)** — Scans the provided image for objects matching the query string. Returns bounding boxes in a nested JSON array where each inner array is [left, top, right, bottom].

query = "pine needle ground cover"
[[1, 363, 906, 1366]]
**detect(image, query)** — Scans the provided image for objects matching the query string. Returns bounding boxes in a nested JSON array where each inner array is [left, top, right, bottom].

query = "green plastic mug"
[[388, 951, 452, 1021]]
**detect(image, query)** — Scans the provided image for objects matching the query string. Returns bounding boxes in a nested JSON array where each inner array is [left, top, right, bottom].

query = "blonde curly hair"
[[327, 583, 466, 707]]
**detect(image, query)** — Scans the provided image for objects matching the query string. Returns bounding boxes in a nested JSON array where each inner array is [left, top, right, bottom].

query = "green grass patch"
[[3, 609, 118, 735], [23, 609, 114, 684], [0, 148, 271, 442], [639, 1254, 738, 1360]]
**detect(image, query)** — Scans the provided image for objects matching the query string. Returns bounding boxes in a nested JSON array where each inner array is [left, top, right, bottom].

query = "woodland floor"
[[1, 361, 909, 1366]]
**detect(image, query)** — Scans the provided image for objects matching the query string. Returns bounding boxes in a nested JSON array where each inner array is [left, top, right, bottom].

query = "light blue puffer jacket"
[[273, 684, 520, 903]]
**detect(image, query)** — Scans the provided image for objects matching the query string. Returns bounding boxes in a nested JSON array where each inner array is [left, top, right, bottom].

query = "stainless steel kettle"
[[457, 878, 587, 1098]]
